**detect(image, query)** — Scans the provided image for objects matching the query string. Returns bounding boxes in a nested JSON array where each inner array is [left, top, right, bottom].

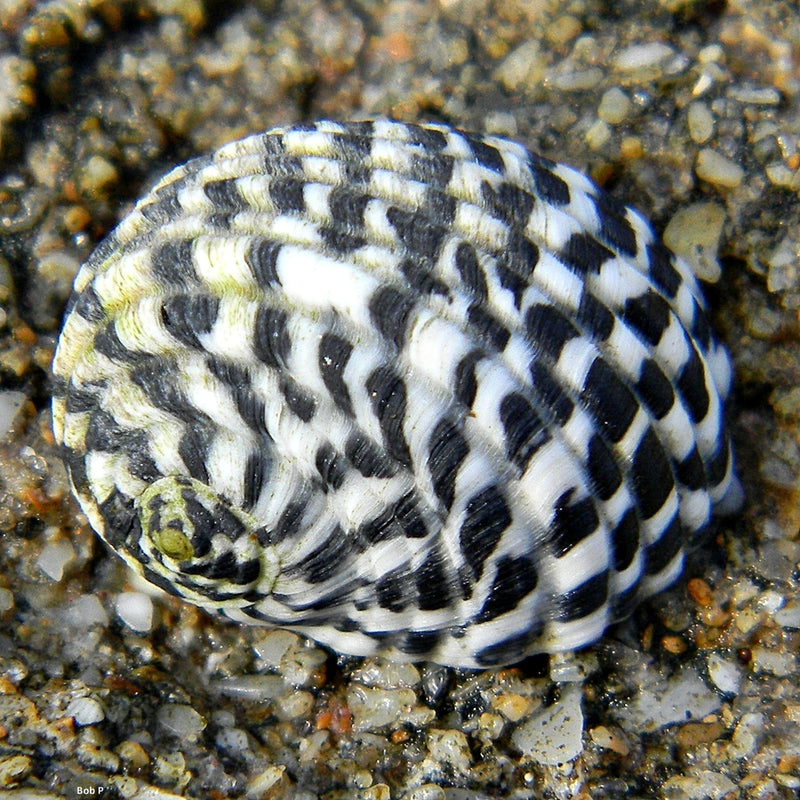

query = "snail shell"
[[52, 120, 738, 668]]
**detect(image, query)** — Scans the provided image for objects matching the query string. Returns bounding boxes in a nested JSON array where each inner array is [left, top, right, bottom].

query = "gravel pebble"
[[405, 784, 446, 800], [750, 647, 797, 677], [275, 689, 314, 721], [589, 725, 630, 756], [705, 652, 744, 696], [36, 538, 75, 581], [252, 629, 302, 667], [214, 674, 287, 702], [613, 41, 676, 72], [660, 770, 739, 799], [728, 711, 765, 759], [424, 729, 472, 777], [115, 591, 155, 633], [766, 235, 800, 293], [347, 686, 422, 732], [246, 765, 290, 799], [157, 704, 207, 740], [0, 390, 26, 439], [493, 40, 545, 92], [64, 696, 105, 726], [0, 588, 14, 613], [695, 147, 746, 187], [687, 101, 715, 144], [624, 667, 721, 730], [597, 87, 631, 124], [352, 659, 421, 689], [663, 202, 726, 282], [0, 54, 35, 142], [0, 755, 33, 788], [511, 683, 583, 765], [774, 601, 800, 629], [58, 595, 109, 630]]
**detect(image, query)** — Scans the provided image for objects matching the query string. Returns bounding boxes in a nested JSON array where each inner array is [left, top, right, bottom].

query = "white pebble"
[[774, 601, 800, 629], [215, 727, 251, 756], [549, 651, 596, 683], [626, 668, 720, 730], [426, 729, 471, 777], [352, 659, 421, 689], [661, 770, 738, 799], [613, 42, 675, 71], [698, 44, 725, 63], [348, 686, 418, 731], [0, 754, 32, 786], [115, 591, 154, 633], [548, 66, 603, 91], [750, 647, 796, 677], [279, 647, 327, 689], [756, 590, 785, 613], [246, 765, 288, 799], [214, 675, 287, 702], [705, 652, 743, 696], [65, 696, 105, 726], [765, 162, 800, 192], [37, 539, 76, 582], [157, 704, 207, 740], [406, 784, 446, 800], [298, 730, 329, 764], [276, 690, 315, 721], [692, 69, 716, 97], [212, 709, 236, 728], [61, 595, 109, 629], [253, 629, 301, 667], [728, 712, 764, 759], [727, 86, 781, 105], [511, 683, 583, 765], [477, 712, 504, 740], [483, 111, 518, 138]]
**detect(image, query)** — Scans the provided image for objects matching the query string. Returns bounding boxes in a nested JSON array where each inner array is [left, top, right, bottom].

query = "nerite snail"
[[52, 120, 739, 668]]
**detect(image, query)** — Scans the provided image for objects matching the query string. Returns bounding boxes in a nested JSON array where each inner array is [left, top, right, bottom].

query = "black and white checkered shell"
[[52, 120, 739, 668]]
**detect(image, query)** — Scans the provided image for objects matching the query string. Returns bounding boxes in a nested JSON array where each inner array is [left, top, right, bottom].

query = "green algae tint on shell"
[[51, 120, 739, 668]]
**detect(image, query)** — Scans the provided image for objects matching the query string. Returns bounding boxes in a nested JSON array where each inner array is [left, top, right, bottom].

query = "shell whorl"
[[51, 120, 737, 668]]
